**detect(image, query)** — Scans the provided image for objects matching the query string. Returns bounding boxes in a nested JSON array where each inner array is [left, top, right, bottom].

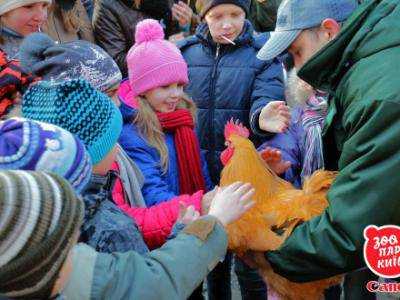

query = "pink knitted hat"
[[127, 19, 189, 97]]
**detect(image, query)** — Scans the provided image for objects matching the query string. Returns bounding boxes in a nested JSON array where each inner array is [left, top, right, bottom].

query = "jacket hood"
[[299, 0, 398, 92]]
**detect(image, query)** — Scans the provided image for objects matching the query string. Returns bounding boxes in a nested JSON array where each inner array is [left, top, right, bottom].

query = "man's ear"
[[321, 18, 341, 41]]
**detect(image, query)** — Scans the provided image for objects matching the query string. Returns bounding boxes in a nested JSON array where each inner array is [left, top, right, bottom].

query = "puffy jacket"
[[258, 108, 304, 188], [178, 21, 284, 184], [80, 172, 149, 254], [118, 101, 213, 206], [266, 0, 400, 282], [92, 0, 149, 77], [112, 157, 204, 249], [64, 215, 228, 300]]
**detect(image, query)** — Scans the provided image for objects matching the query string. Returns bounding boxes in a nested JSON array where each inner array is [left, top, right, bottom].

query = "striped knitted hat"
[[0, 118, 92, 193], [22, 79, 123, 164], [0, 170, 84, 299]]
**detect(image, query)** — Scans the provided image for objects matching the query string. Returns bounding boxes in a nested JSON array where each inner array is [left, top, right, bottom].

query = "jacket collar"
[[86, 171, 117, 194], [195, 19, 255, 48], [1, 27, 23, 39]]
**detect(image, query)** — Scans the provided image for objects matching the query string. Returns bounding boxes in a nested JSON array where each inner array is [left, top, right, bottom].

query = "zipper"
[[215, 44, 220, 59], [209, 44, 222, 178]]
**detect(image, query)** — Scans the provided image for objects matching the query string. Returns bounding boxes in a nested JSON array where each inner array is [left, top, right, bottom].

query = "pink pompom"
[[135, 19, 165, 44]]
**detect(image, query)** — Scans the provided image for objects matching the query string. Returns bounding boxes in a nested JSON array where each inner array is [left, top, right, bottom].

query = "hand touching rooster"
[[259, 101, 291, 133]]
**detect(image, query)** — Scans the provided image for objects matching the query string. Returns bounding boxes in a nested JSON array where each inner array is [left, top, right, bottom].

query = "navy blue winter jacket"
[[178, 20, 284, 184]]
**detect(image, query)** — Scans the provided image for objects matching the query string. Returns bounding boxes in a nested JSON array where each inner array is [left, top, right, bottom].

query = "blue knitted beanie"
[[0, 117, 92, 193], [22, 79, 122, 164]]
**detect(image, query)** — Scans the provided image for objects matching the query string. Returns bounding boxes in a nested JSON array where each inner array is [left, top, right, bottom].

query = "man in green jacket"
[[256, 0, 400, 290]]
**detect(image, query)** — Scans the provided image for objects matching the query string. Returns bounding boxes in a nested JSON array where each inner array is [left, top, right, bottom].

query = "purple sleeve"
[[258, 109, 304, 188]]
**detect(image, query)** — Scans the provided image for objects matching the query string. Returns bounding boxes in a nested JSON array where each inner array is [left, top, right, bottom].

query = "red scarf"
[[157, 109, 206, 195]]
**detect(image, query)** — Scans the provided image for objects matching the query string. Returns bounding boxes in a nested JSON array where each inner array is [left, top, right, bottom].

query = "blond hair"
[[134, 94, 196, 172]]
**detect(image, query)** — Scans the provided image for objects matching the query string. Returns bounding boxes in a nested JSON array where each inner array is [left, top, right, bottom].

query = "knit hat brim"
[[0, 0, 52, 15], [200, 0, 250, 18], [131, 62, 189, 97], [22, 79, 123, 165]]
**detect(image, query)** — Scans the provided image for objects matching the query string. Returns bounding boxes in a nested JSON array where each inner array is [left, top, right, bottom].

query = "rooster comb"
[[224, 118, 250, 139]]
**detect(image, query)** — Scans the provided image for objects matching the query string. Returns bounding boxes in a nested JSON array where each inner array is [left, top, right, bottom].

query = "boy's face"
[[204, 4, 245, 45]]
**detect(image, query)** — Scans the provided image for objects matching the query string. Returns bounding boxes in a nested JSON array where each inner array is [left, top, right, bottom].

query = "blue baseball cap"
[[257, 0, 358, 61]]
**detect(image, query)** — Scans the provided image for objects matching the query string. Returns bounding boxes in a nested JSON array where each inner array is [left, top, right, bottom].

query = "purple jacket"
[[258, 108, 305, 188]]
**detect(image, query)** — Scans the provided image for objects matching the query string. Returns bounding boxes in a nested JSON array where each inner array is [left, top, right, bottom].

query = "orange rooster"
[[220, 120, 342, 300]]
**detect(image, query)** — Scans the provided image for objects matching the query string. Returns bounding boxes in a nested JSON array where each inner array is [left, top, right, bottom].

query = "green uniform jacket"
[[266, 0, 400, 282]]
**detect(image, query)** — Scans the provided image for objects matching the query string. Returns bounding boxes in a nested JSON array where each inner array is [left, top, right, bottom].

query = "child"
[[0, 169, 256, 300], [258, 70, 327, 187], [21, 78, 151, 254], [0, 170, 84, 299], [120, 19, 213, 206], [19, 32, 212, 249], [65, 180, 255, 300], [178, 0, 288, 185], [179, 1, 288, 298], [0, 0, 50, 58]]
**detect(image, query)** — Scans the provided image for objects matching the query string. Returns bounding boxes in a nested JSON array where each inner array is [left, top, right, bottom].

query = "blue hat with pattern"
[[19, 33, 122, 92], [22, 79, 122, 164], [0, 118, 92, 193], [257, 0, 358, 61]]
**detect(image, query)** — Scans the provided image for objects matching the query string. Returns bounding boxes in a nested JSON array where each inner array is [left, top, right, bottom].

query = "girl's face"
[[143, 83, 184, 113], [1, 2, 49, 36]]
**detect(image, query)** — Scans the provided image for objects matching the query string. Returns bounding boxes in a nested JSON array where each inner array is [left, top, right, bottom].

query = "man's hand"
[[172, 1, 193, 28], [259, 101, 290, 133], [260, 147, 291, 175]]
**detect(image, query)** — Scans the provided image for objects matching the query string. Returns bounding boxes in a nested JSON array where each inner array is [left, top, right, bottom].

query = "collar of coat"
[[298, 0, 396, 93], [177, 20, 268, 52], [196, 19, 255, 48]]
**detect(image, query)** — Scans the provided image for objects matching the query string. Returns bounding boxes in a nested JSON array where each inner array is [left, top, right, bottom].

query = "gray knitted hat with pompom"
[[19, 33, 122, 92]]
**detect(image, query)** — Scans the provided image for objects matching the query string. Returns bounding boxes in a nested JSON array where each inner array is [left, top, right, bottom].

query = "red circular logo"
[[364, 225, 400, 278]]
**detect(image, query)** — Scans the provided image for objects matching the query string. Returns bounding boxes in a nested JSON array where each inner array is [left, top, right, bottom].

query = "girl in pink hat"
[[117, 19, 214, 246]]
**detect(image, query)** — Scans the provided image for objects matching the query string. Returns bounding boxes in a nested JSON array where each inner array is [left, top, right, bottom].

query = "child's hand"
[[260, 147, 291, 175], [201, 186, 218, 215], [259, 101, 290, 133], [172, 1, 193, 28], [208, 182, 255, 226], [177, 202, 200, 225]]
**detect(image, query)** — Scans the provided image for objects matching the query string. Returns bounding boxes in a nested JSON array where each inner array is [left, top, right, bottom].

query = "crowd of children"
[[2, 0, 394, 299]]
